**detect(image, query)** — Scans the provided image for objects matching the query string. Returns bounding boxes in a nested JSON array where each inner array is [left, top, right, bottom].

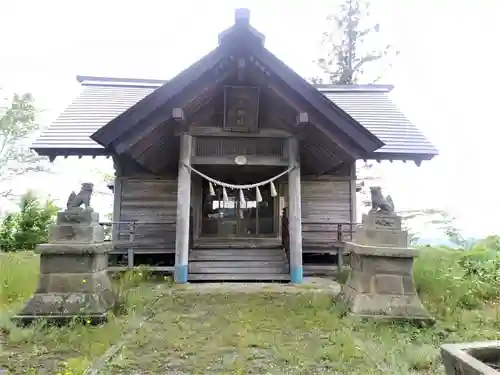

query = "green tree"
[[312, 0, 399, 84], [0, 190, 58, 251], [0, 91, 49, 199], [312, 0, 399, 213]]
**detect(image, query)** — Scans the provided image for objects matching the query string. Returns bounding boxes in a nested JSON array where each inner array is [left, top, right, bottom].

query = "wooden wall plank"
[[118, 177, 178, 249], [301, 179, 353, 243], [283, 171, 354, 244]]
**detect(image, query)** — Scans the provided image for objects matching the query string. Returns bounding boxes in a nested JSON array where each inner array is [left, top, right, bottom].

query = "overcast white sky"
[[0, 0, 498, 237]]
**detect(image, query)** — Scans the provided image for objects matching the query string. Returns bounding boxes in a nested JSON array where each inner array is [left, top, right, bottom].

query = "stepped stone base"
[[339, 211, 433, 323], [341, 243, 432, 321], [13, 208, 115, 325]]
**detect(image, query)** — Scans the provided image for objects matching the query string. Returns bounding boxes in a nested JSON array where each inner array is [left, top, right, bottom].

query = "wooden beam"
[[191, 155, 288, 166], [111, 177, 123, 242], [174, 133, 192, 283], [266, 82, 362, 158], [126, 121, 177, 172], [172, 108, 185, 122], [349, 161, 357, 224], [245, 62, 365, 160], [287, 137, 303, 283], [184, 127, 293, 138], [296, 112, 309, 126], [114, 65, 235, 156], [250, 47, 383, 152], [237, 57, 246, 82]]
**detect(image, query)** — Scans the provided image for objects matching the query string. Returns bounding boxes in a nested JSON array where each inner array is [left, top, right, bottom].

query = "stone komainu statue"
[[66, 183, 94, 210], [369, 186, 395, 214]]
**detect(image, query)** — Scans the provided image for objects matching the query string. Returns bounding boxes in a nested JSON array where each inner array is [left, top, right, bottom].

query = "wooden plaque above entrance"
[[223, 85, 260, 131]]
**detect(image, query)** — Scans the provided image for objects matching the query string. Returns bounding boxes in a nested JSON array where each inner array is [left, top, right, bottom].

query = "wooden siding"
[[112, 153, 356, 255], [116, 177, 178, 252], [301, 180, 351, 222], [301, 179, 353, 244], [282, 161, 356, 248]]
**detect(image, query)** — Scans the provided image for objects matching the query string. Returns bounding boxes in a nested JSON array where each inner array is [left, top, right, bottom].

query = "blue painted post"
[[288, 137, 303, 283], [174, 133, 192, 283]]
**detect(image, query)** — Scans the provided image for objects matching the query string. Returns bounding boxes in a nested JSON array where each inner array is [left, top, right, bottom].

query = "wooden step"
[[191, 248, 283, 254], [188, 246, 289, 282], [190, 260, 288, 269], [190, 253, 285, 261], [194, 239, 281, 249], [190, 250, 285, 260], [188, 273, 291, 281], [303, 264, 336, 276], [189, 265, 288, 274]]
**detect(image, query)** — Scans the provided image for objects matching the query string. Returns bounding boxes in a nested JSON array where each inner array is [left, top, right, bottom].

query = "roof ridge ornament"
[[218, 8, 265, 46], [235, 8, 250, 25]]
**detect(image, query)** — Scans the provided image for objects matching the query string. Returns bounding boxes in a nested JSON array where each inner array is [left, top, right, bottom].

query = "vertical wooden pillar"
[[174, 133, 192, 283], [111, 177, 122, 241], [288, 137, 303, 283], [111, 155, 123, 242]]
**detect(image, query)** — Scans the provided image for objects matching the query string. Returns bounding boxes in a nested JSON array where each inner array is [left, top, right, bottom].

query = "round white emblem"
[[234, 156, 248, 165]]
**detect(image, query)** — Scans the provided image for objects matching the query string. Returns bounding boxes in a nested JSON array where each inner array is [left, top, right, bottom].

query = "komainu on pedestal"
[[339, 186, 433, 323], [13, 183, 115, 325]]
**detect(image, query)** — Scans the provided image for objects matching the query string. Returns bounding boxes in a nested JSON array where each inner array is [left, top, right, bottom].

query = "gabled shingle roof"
[[31, 76, 438, 162], [320, 86, 438, 159]]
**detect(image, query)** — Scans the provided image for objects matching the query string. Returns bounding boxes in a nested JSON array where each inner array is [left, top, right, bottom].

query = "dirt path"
[[170, 277, 342, 295]]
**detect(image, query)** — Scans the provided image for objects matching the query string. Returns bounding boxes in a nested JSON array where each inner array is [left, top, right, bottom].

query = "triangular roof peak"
[[218, 8, 265, 46], [89, 9, 386, 173]]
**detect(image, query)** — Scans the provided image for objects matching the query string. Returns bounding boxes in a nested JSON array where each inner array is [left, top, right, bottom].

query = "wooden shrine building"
[[31, 9, 438, 283]]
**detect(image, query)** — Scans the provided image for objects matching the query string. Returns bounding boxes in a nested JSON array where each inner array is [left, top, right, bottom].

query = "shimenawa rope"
[[183, 163, 295, 204]]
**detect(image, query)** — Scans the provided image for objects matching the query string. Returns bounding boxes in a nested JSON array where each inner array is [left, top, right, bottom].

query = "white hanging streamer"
[[209, 181, 215, 196], [270, 181, 277, 197], [239, 189, 246, 205], [255, 186, 262, 202], [184, 164, 295, 192], [222, 187, 229, 205]]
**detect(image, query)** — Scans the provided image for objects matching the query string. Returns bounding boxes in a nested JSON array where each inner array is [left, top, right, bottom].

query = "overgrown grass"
[[2, 242, 500, 374], [414, 244, 500, 316], [0, 251, 168, 374], [99, 291, 500, 375], [0, 251, 39, 309]]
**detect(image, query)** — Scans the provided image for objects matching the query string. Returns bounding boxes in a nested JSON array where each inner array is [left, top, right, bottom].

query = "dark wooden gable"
[[90, 9, 384, 174]]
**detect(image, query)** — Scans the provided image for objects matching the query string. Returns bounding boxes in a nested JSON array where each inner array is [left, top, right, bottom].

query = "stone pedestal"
[[13, 208, 115, 325], [340, 212, 433, 322]]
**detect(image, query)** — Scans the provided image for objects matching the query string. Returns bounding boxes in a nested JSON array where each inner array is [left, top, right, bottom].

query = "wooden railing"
[[281, 207, 357, 272], [99, 215, 193, 272]]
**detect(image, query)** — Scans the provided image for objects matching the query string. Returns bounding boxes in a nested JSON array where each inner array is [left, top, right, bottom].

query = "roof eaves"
[[77, 75, 166, 89], [316, 84, 394, 93], [76, 75, 396, 93], [366, 150, 438, 163], [32, 146, 110, 160], [90, 46, 225, 148]]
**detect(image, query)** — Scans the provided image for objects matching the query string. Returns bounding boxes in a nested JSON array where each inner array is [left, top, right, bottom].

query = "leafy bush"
[[414, 243, 500, 316], [0, 191, 58, 252], [471, 235, 500, 252], [0, 214, 17, 252]]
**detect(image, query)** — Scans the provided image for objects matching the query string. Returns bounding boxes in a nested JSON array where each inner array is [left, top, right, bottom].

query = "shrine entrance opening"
[[197, 166, 282, 239]]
